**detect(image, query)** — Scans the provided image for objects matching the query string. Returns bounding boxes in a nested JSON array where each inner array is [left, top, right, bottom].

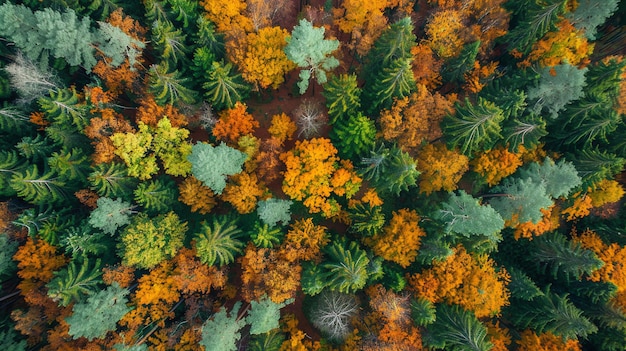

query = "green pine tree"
[[133, 177, 178, 214], [194, 216, 244, 267], [424, 304, 493, 351], [320, 238, 370, 294], [10, 165, 67, 205], [47, 255, 102, 306], [322, 74, 362, 124], [88, 162, 137, 200], [329, 112, 376, 160]]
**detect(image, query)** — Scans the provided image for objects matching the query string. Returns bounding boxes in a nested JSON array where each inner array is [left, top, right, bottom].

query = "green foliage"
[[359, 143, 420, 195], [568, 148, 626, 189], [529, 231, 604, 282], [248, 329, 285, 351], [148, 61, 197, 106], [10, 165, 67, 206], [322, 74, 362, 124], [194, 217, 244, 267], [133, 177, 178, 214], [442, 98, 504, 156], [527, 64, 588, 120], [517, 157, 582, 199], [96, 21, 145, 67], [16, 134, 53, 163], [320, 239, 370, 294], [437, 190, 505, 242], [0, 104, 31, 135], [88, 162, 137, 200], [0, 150, 26, 197], [188, 142, 247, 195], [417, 235, 454, 265], [88, 197, 134, 235], [567, 0, 619, 40], [442, 41, 480, 83], [0, 233, 18, 291], [348, 203, 385, 237], [502, 113, 547, 151], [66, 282, 131, 340], [250, 222, 284, 249], [256, 198, 292, 228], [507, 266, 543, 301], [284, 19, 340, 94], [47, 147, 90, 185], [38, 87, 89, 131], [246, 296, 294, 335], [118, 212, 187, 269], [307, 290, 359, 343], [202, 60, 250, 111], [488, 177, 553, 224], [0, 320, 26, 351], [363, 58, 416, 114], [194, 17, 225, 58], [200, 301, 246, 351], [47, 255, 102, 306], [424, 304, 493, 351], [59, 225, 109, 258], [329, 112, 376, 159], [152, 20, 187, 64], [410, 297, 437, 326], [507, 288, 598, 340], [504, 0, 568, 54], [301, 261, 327, 296]]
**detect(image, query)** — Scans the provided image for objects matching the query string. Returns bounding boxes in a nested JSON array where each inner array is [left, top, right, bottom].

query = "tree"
[[88, 162, 137, 200], [488, 177, 553, 225], [200, 302, 246, 351], [147, 61, 197, 106], [322, 74, 362, 124], [0, 232, 19, 291], [293, 99, 328, 139], [202, 60, 251, 111], [348, 203, 385, 237], [38, 87, 89, 131], [88, 197, 135, 235], [234, 26, 295, 90], [280, 218, 329, 263], [118, 212, 187, 269], [257, 198, 292, 228], [0, 150, 26, 197], [524, 19, 593, 68], [4, 53, 60, 103], [221, 172, 266, 214], [187, 142, 247, 194], [364, 58, 416, 114], [267, 113, 296, 142], [568, 148, 626, 189], [47, 148, 90, 187], [516, 330, 583, 351], [437, 190, 505, 245], [359, 143, 419, 196], [425, 9, 465, 59], [250, 222, 284, 249], [504, 0, 568, 55], [46, 255, 102, 306], [424, 304, 493, 351], [133, 177, 178, 214], [212, 101, 259, 143], [329, 112, 376, 159], [517, 157, 582, 199], [284, 19, 340, 94], [194, 216, 244, 267], [178, 176, 217, 214], [65, 283, 131, 340], [442, 97, 504, 156], [152, 19, 187, 64], [416, 143, 469, 195], [10, 165, 67, 206], [307, 291, 359, 343], [567, 0, 619, 40], [364, 209, 425, 268], [246, 295, 293, 335], [318, 238, 371, 293], [527, 63, 587, 120], [379, 84, 453, 152]]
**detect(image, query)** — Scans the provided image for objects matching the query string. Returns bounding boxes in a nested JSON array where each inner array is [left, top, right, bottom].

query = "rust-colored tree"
[[221, 172, 267, 214], [178, 176, 217, 214], [416, 143, 469, 195], [471, 145, 525, 187], [212, 101, 259, 143], [240, 244, 301, 303]]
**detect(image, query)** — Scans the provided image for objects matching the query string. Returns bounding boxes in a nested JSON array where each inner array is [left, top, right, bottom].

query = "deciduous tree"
[[212, 102, 259, 143], [221, 172, 266, 214], [416, 143, 469, 194], [364, 209, 424, 268], [178, 176, 217, 214], [188, 142, 247, 194]]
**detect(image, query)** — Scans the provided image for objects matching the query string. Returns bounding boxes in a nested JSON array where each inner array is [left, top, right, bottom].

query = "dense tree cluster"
[[1, 0, 626, 350]]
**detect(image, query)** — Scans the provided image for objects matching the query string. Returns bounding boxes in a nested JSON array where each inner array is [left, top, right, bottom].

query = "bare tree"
[[294, 99, 328, 138], [5, 52, 60, 103]]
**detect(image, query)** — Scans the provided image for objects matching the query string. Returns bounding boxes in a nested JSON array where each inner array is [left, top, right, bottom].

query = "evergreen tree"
[[322, 74, 362, 124], [329, 112, 376, 159], [359, 143, 420, 195], [0, 233, 18, 291], [364, 16, 415, 71], [504, 0, 568, 54], [488, 177, 553, 224], [200, 302, 246, 351], [0, 104, 32, 135], [148, 61, 197, 106], [59, 225, 109, 258], [568, 148, 626, 189], [256, 198, 292, 228], [506, 266, 543, 301], [38, 87, 89, 131], [250, 222, 284, 249], [202, 60, 250, 111], [88, 197, 135, 235], [319, 239, 370, 294], [284, 19, 340, 94], [194, 216, 244, 267], [152, 19, 187, 64], [246, 296, 294, 335], [15, 134, 53, 163], [517, 157, 582, 199], [567, 0, 619, 40], [47, 255, 102, 306], [502, 113, 547, 151], [47, 147, 90, 185], [363, 57, 416, 114], [0, 150, 26, 197], [442, 41, 480, 84], [88, 162, 137, 200], [442, 98, 504, 156], [188, 142, 247, 195], [424, 304, 493, 351], [348, 203, 385, 237], [527, 63, 587, 120], [65, 283, 131, 340], [133, 177, 178, 214], [410, 297, 437, 326], [248, 329, 284, 351], [10, 165, 67, 205]]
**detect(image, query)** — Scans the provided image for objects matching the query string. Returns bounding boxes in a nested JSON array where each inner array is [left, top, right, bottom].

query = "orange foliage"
[[425, 9, 465, 59], [136, 95, 188, 127], [178, 176, 217, 214], [333, 0, 390, 56], [463, 60, 499, 93], [74, 189, 99, 209], [255, 137, 285, 183], [240, 244, 301, 303], [280, 314, 322, 351], [231, 26, 295, 90], [471, 145, 524, 186], [92, 60, 142, 97], [84, 103, 134, 164], [268, 113, 297, 143], [14, 238, 67, 289], [172, 248, 227, 295], [514, 205, 560, 240], [221, 172, 266, 214], [364, 209, 425, 268], [411, 44, 443, 89], [279, 218, 329, 263], [516, 330, 582, 351], [408, 246, 510, 317], [281, 138, 361, 217], [523, 19, 593, 68], [573, 229, 626, 292], [102, 264, 135, 288], [0, 202, 15, 233], [29, 111, 49, 130], [379, 84, 453, 152], [212, 102, 259, 143], [617, 56, 626, 115], [366, 284, 411, 325], [487, 321, 512, 351], [106, 8, 147, 41], [416, 143, 469, 194], [562, 193, 593, 221]]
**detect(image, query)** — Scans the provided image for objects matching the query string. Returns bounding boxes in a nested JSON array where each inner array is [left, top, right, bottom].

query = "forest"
[[0, 0, 626, 350]]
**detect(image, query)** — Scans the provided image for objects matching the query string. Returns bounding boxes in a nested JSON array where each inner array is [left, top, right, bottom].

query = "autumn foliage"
[[212, 102, 259, 143]]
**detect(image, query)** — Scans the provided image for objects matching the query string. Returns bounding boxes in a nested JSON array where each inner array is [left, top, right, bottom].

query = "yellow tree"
[[199, 0, 252, 35], [379, 84, 454, 152], [416, 143, 469, 195], [425, 9, 465, 59], [268, 113, 297, 143], [221, 172, 267, 214], [364, 209, 425, 268], [522, 19, 594, 68], [279, 218, 329, 263], [333, 0, 390, 56], [178, 176, 217, 214], [232, 26, 296, 90]]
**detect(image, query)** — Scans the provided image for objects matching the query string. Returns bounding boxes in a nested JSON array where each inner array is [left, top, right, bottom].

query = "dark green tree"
[[65, 283, 131, 341], [502, 113, 547, 151], [0, 150, 26, 197], [442, 41, 480, 83], [202, 60, 250, 111], [567, 148, 626, 189], [47, 255, 102, 306], [319, 238, 370, 294], [322, 74, 362, 124], [133, 177, 178, 214], [0, 233, 18, 292], [194, 216, 244, 267], [248, 329, 284, 351], [38, 87, 89, 131], [88, 162, 137, 200], [424, 304, 493, 351], [442, 98, 504, 156], [47, 147, 90, 186], [503, 0, 568, 54], [59, 225, 109, 258], [10, 165, 67, 205], [363, 57, 416, 114], [0, 104, 32, 135], [410, 297, 437, 326], [329, 112, 376, 159], [148, 61, 197, 106], [359, 143, 420, 196], [15, 135, 53, 163], [347, 203, 385, 237], [506, 266, 543, 301], [152, 19, 187, 64]]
